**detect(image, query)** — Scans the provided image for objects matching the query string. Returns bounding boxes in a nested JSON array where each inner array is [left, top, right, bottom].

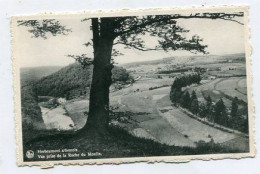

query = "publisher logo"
[[26, 150, 34, 159]]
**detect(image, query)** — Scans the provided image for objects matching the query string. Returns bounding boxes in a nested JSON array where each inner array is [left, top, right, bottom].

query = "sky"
[[16, 15, 246, 67]]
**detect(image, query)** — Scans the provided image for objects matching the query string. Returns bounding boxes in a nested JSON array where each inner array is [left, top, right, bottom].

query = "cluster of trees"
[[200, 96, 248, 133], [198, 96, 228, 125], [112, 66, 132, 82], [229, 97, 248, 133], [179, 91, 200, 115], [170, 75, 248, 133], [170, 73, 201, 103], [172, 73, 201, 88]]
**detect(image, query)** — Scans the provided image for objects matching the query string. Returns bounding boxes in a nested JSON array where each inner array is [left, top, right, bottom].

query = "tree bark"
[[81, 18, 115, 134]]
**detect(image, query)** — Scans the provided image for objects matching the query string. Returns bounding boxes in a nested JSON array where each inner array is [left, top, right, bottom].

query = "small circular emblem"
[[26, 150, 34, 159]]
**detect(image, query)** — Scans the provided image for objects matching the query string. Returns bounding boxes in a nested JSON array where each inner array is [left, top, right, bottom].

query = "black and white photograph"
[[11, 6, 254, 166]]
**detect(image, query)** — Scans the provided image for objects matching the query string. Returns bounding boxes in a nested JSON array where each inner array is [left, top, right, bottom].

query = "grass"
[[23, 125, 243, 162]]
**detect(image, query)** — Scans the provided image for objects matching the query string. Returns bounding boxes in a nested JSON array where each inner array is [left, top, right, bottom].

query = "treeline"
[[171, 73, 201, 89], [156, 67, 192, 74], [149, 85, 169, 90], [170, 74, 248, 133]]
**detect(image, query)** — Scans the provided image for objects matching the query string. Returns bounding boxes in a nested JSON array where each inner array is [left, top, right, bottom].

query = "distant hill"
[[25, 63, 131, 99], [122, 53, 245, 69], [20, 66, 62, 86], [122, 58, 174, 68]]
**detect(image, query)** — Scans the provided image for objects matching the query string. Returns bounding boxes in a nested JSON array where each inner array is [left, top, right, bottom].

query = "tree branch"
[[67, 54, 93, 68], [114, 41, 163, 51], [17, 19, 71, 39], [115, 12, 244, 37]]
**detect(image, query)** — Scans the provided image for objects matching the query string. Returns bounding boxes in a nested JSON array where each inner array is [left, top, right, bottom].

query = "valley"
[[21, 53, 249, 152]]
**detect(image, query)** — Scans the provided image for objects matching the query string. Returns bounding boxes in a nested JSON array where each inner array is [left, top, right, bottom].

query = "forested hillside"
[[21, 85, 45, 142], [21, 63, 132, 99], [34, 63, 93, 99]]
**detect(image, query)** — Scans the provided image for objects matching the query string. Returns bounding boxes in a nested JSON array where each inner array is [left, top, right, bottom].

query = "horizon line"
[[20, 52, 245, 68]]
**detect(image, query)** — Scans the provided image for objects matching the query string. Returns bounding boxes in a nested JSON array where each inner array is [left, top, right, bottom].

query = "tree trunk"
[[81, 18, 115, 134]]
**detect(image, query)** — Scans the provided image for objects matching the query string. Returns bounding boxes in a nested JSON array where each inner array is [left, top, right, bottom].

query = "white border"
[[11, 5, 255, 168]]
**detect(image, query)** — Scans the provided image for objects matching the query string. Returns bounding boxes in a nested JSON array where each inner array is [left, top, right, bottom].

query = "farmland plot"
[[186, 77, 247, 107], [158, 105, 236, 144], [215, 77, 247, 102]]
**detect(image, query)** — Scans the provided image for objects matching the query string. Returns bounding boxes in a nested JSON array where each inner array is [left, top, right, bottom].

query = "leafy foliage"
[[113, 13, 243, 54], [18, 19, 71, 39], [171, 73, 201, 90], [170, 73, 201, 104], [67, 54, 93, 68], [231, 97, 239, 119], [229, 97, 248, 133], [21, 85, 45, 142], [180, 91, 191, 108], [111, 66, 130, 82], [190, 91, 199, 115], [214, 98, 228, 125], [113, 16, 208, 54]]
